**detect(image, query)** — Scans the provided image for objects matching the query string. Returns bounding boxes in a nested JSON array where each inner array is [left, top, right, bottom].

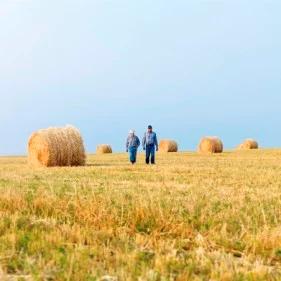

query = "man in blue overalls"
[[142, 125, 158, 164]]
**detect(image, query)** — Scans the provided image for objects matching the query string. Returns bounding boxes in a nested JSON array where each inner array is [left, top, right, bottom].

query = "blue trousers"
[[129, 147, 137, 163], [145, 144, 155, 164]]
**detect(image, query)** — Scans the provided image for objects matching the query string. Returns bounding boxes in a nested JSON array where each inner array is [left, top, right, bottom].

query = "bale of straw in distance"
[[96, 144, 112, 154], [28, 125, 86, 167], [198, 137, 223, 153], [159, 140, 178, 152], [238, 139, 259, 150]]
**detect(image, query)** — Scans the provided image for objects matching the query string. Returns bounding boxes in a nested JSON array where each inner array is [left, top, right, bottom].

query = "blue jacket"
[[142, 131, 158, 149], [126, 135, 140, 150]]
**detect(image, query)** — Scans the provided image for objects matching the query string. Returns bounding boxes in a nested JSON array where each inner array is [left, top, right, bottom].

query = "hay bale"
[[96, 144, 112, 154], [28, 125, 86, 167], [198, 137, 223, 153], [238, 139, 259, 150], [159, 140, 178, 152]]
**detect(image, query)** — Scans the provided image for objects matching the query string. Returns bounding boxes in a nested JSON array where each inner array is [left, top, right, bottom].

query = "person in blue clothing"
[[142, 125, 158, 164], [126, 130, 140, 164]]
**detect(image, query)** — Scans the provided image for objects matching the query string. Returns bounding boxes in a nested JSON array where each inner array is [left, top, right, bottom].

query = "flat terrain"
[[0, 150, 281, 280]]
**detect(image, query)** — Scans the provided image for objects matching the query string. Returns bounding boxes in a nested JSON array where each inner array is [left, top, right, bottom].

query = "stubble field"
[[0, 150, 281, 280]]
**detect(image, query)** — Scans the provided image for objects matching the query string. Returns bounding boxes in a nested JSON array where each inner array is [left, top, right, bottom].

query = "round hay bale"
[[96, 144, 112, 154], [159, 140, 178, 152], [198, 137, 223, 153], [28, 125, 86, 167], [238, 139, 258, 150]]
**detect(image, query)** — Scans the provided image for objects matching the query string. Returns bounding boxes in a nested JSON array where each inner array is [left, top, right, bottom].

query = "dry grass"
[[0, 150, 281, 280]]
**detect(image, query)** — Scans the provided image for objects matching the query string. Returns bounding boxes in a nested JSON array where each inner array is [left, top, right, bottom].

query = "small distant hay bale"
[[96, 144, 112, 154], [28, 125, 86, 167], [159, 140, 178, 152], [238, 139, 259, 150], [198, 137, 223, 153]]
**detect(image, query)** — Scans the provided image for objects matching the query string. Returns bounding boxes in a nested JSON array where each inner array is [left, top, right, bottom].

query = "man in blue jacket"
[[142, 125, 158, 164]]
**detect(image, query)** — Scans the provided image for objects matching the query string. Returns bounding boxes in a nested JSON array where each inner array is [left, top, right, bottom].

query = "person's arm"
[[155, 133, 158, 151], [126, 137, 129, 152], [142, 134, 146, 150], [136, 137, 140, 148]]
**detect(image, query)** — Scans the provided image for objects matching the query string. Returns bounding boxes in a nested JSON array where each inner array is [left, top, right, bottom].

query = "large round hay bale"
[[28, 125, 86, 167], [96, 144, 112, 154], [198, 137, 223, 153], [159, 140, 178, 152], [238, 139, 258, 150]]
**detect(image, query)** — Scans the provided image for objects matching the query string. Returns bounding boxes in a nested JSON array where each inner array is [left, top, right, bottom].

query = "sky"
[[0, 0, 281, 155]]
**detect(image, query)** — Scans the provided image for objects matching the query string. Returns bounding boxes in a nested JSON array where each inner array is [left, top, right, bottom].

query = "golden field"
[[0, 150, 281, 280]]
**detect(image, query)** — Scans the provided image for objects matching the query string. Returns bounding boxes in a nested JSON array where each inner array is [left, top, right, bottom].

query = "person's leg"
[[145, 146, 150, 164], [131, 147, 137, 164], [129, 147, 134, 164], [134, 149, 137, 164], [151, 146, 155, 164]]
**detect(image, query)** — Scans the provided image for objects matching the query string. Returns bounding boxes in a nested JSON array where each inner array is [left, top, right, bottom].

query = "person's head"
[[129, 129, 135, 136], [147, 125, 153, 133]]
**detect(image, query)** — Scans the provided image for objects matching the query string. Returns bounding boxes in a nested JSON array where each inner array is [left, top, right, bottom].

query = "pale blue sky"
[[1, 0, 281, 155]]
